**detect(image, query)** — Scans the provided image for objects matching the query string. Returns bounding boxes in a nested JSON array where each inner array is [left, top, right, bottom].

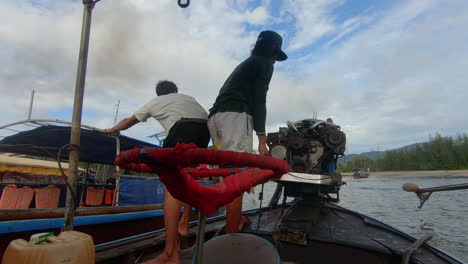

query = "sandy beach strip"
[[341, 170, 468, 178]]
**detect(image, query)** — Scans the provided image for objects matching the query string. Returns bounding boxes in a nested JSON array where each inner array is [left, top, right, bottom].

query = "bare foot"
[[178, 221, 189, 237], [144, 251, 181, 264], [238, 215, 251, 231]]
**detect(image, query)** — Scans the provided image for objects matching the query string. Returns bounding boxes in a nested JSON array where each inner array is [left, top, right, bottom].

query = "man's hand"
[[103, 128, 120, 136], [258, 143, 269, 156], [103, 116, 140, 136], [258, 135, 269, 156]]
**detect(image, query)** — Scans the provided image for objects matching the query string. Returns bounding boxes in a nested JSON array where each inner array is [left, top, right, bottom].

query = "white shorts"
[[208, 112, 253, 153]]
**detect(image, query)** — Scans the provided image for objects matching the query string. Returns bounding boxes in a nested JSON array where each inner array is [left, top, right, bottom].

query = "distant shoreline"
[[341, 170, 468, 178]]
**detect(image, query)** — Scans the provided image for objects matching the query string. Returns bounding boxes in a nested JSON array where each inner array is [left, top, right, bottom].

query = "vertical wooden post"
[[63, 0, 95, 231]]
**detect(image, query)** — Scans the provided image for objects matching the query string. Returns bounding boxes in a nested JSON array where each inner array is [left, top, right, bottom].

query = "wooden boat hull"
[[0, 204, 163, 221], [95, 203, 463, 264], [0, 205, 165, 260]]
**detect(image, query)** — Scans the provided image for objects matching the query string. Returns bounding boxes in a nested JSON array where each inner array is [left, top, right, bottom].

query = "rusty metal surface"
[[275, 226, 308, 246]]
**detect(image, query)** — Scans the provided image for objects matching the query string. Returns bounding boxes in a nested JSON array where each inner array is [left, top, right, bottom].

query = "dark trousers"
[[163, 118, 210, 148]]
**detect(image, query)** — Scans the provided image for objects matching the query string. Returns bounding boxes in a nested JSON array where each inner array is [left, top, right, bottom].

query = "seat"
[[35, 185, 61, 208], [0, 185, 35, 209], [85, 187, 104, 206], [199, 233, 280, 264]]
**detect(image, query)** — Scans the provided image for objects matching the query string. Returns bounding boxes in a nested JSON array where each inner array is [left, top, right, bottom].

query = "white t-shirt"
[[134, 93, 208, 132]]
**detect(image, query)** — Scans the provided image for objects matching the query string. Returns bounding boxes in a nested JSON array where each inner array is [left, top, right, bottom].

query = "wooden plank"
[[0, 204, 163, 221], [96, 233, 167, 262], [95, 220, 226, 262]]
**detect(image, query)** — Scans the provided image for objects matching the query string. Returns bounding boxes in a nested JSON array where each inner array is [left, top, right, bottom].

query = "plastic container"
[[2, 231, 95, 264]]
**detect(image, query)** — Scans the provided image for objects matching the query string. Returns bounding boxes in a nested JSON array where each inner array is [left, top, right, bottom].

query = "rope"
[[57, 144, 78, 209]]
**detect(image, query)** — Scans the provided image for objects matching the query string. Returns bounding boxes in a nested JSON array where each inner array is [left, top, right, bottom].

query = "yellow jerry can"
[[2, 231, 95, 264]]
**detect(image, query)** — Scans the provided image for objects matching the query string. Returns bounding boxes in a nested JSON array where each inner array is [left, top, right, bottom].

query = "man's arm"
[[104, 115, 140, 135], [252, 60, 273, 156]]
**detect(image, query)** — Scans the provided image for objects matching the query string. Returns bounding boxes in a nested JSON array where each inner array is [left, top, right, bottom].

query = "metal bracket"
[[194, 212, 206, 264], [276, 226, 308, 246], [416, 192, 432, 209], [83, 0, 99, 9], [401, 235, 432, 264], [178, 0, 190, 8]]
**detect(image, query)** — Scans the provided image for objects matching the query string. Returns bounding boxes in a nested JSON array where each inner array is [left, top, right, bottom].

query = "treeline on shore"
[[337, 133, 468, 172]]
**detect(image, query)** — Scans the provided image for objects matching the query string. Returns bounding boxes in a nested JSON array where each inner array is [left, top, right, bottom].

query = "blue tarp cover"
[[0, 125, 158, 165], [118, 176, 164, 206], [117, 177, 214, 206]]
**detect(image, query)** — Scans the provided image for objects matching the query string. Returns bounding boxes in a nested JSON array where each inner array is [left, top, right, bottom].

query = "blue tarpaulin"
[[117, 176, 214, 206], [118, 176, 164, 206], [0, 125, 158, 165]]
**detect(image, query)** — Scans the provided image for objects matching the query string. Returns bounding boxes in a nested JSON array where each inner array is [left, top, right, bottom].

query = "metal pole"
[[113, 99, 120, 126], [27, 90, 35, 120], [194, 211, 206, 264], [416, 183, 468, 193], [256, 183, 264, 232], [114, 137, 121, 206], [63, 0, 95, 231]]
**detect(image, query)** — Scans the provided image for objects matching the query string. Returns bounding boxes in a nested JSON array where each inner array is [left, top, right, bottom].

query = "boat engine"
[[267, 118, 346, 204], [267, 119, 347, 246], [267, 118, 346, 175]]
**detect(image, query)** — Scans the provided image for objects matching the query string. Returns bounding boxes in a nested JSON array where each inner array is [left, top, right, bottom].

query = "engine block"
[[267, 119, 346, 175]]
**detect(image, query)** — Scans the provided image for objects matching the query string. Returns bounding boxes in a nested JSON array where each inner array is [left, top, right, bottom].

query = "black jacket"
[[209, 55, 274, 134]]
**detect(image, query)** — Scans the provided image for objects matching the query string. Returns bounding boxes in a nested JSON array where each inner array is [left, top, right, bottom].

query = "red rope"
[[115, 143, 289, 216]]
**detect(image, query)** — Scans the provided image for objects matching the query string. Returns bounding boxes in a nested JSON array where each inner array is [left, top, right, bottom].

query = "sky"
[[0, 0, 467, 154]]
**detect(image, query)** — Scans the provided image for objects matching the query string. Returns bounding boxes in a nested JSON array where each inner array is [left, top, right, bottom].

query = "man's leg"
[[225, 196, 242, 233], [209, 112, 253, 234], [178, 203, 191, 236], [145, 188, 181, 264]]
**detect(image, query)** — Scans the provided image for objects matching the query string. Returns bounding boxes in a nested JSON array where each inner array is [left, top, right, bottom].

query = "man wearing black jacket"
[[208, 30, 287, 233]]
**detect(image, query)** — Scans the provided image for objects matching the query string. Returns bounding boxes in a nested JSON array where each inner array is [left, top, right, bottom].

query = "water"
[[243, 175, 468, 263]]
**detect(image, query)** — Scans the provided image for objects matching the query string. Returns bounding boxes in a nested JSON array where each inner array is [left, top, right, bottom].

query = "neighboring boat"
[[0, 155, 85, 183], [353, 168, 370, 178], [0, 120, 172, 259]]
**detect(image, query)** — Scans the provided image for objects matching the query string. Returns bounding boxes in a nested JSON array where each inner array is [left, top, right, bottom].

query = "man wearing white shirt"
[[106, 80, 209, 264]]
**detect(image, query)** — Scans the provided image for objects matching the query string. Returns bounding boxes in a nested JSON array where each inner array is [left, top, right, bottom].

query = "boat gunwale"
[[0, 208, 164, 234], [324, 203, 464, 263], [0, 204, 164, 221]]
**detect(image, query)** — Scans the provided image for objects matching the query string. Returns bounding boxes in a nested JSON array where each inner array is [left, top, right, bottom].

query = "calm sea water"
[[243, 175, 468, 263]]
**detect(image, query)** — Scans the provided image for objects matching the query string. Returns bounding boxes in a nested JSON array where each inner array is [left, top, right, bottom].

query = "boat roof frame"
[[0, 118, 121, 165]]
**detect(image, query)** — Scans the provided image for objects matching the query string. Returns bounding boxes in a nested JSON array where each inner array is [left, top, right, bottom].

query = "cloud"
[[1, 0, 467, 155], [300, 0, 468, 152], [281, 0, 342, 51]]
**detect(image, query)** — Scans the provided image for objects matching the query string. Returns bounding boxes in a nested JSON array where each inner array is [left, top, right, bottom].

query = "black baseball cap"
[[256, 30, 288, 61]]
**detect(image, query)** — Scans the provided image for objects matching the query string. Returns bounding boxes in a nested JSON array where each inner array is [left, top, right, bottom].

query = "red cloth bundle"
[[115, 143, 289, 216]]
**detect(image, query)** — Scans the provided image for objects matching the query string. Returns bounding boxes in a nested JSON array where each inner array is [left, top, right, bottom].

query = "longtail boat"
[[0, 120, 184, 259], [94, 118, 463, 264]]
